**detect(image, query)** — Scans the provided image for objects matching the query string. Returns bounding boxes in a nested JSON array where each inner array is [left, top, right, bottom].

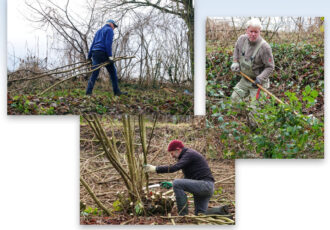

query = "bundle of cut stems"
[[9, 56, 135, 83], [82, 114, 155, 215], [8, 56, 135, 95]]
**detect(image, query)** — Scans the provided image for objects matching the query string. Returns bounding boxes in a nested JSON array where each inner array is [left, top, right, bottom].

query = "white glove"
[[231, 62, 240, 72], [109, 56, 113, 61], [143, 164, 156, 173]]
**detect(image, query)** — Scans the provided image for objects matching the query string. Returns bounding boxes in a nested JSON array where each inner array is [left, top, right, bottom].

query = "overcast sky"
[[7, 0, 152, 71], [7, 0, 87, 71], [8, 0, 46, 70]]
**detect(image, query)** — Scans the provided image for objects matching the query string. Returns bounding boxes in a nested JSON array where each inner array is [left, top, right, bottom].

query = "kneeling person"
[[144, 140, 214, 216]]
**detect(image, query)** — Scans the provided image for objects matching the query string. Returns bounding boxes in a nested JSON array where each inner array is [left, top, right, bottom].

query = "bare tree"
[[21, 0, 192, 85], [100, 0, 194, 77], [206, 17, 323, 44], [24, 0, 101, 64], [113, 9, 191, 85]]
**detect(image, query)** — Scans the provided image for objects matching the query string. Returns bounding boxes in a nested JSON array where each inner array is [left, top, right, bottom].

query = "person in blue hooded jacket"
[[86, 19, 127, 96]]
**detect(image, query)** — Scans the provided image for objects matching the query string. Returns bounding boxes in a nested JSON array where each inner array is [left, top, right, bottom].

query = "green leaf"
[[310, 90, 318, 98], [134, 202, 143, 215], [304, 85, 311, 94], [112, 200, 122, 211], [307, 96, 315, 103], [13, 95, 20, 100]]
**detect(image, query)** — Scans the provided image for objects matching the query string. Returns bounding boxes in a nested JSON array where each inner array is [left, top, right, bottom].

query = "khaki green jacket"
[[233, 35, 275, 83]]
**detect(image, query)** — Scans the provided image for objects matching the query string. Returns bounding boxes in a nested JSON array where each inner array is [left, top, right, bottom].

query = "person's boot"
[[205, 205, 229, 215], [176, 195, 188, 216], [114, 91, 128, 96], [247, 112, 258, 131]]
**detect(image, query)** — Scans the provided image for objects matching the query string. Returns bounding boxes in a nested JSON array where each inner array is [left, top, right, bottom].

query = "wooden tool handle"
[[239, 71, 285, 105]]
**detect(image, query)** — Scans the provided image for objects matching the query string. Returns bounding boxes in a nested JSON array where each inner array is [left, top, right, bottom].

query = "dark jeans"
[[86, 50, 120, 95], [173, 179, 214, 215]]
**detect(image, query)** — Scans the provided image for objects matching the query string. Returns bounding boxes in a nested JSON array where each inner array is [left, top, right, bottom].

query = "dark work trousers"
[[173, 179, 214, 215], [86, 50, 120, 95]]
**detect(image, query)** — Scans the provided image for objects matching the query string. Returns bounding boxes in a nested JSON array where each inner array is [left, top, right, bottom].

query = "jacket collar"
[[104, 24, 112, 29], [248, 36, 262, 46], [178, 148, 188, 160]]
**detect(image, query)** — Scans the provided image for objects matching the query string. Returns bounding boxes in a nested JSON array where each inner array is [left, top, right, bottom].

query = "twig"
[[146, 113, 159, 154], [37, 61, 109, 96], [8, 61, 87, 77], [120, 218, 135, 225], [214, 175, 235, 185], [96, 191, 118, 196], [80, 177, 111, 216], [80, 165, 111, 176], [97, 177, 122, 184], [149, 149, 163, 164], [169, 213, 175, 225], [9, 56, 135, 83], [8, 62, 90, 82], [163, 189, 174, 196], [139, 115, 149, 195], [161, 214, 235, 225], [80, 138, 100, 142]]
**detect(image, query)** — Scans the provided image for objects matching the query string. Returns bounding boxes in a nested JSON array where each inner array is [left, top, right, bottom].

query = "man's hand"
[[231, 62, 240, 72], [143, 164, 156, 173], [252, 77, 261, 88], [108, 56, 114, 64]]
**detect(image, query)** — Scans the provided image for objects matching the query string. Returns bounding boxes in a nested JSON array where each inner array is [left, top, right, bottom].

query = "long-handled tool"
[[240, 72, 321, 123], [240, 71, 285, 105], [240, 71, 299, 115]]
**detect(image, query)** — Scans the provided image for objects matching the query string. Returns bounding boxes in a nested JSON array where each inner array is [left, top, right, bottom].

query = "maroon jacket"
[[156, 148, 214, 182]]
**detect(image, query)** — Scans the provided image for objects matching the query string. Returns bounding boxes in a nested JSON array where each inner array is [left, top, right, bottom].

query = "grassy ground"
[[8, 81, 193, 115]]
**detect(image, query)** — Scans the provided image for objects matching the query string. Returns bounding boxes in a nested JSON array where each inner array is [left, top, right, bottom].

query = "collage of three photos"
[[7, 1, 324, 225]]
